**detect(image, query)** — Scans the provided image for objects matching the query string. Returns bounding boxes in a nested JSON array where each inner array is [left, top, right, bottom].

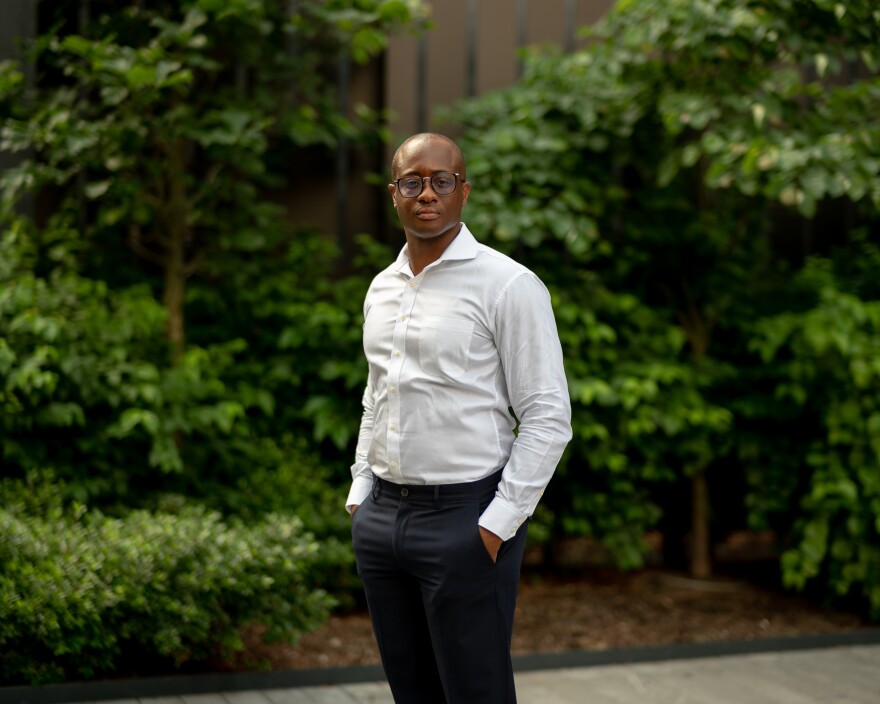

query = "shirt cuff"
[[345, 475, 374, 514], [478, 496, 527, 541]]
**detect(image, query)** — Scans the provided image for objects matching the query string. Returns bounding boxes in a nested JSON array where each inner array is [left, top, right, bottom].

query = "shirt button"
[[390, 424, 398, 431], [394, 351, 401, 357], [389, 386, 396, 393], [409, 281, 416, 288], [390, 460, 398, 469], [399, 315, 407, 321]]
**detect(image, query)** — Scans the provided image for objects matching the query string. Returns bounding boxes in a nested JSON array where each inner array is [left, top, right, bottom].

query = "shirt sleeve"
[[478, 272, 572, 540], [346, 368, 376, 513]]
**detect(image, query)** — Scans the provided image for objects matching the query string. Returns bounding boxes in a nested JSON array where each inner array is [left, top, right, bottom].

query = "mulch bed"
[[226, 566, 870, 672]]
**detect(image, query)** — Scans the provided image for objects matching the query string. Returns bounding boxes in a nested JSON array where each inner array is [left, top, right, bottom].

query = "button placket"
[[386, 274, 419, 481]]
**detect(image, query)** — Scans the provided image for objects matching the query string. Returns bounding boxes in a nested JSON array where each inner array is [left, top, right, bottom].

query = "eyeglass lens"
[[397, 173, 457, 197]]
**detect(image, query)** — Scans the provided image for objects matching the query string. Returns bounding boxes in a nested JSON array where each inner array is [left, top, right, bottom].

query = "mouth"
[[415, 209, 440, 219]]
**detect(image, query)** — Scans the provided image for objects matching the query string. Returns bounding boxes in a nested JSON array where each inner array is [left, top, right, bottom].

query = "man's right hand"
[[350, 504, 360, 518]]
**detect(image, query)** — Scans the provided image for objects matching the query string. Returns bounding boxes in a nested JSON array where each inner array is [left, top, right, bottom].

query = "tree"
[[2, 0, 426, 364], [454, 0, 879, 591], [0, 0, 424, 506], [0, 2, 430, 680]]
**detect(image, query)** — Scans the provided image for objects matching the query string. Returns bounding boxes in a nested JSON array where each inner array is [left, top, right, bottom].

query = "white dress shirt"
[[346, 224, 572, 541]]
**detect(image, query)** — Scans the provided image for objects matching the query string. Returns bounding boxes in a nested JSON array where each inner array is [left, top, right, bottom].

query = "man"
[[347, 133, 571, 703]]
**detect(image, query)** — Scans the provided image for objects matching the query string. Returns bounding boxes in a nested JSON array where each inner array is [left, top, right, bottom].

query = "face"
[[388, 137, 470, 243]]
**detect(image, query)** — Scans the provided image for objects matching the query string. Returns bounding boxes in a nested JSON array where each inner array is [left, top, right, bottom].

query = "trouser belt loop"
[[433, 484, 440, 509]]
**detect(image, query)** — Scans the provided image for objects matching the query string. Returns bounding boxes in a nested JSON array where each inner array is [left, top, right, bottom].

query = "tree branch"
[[677, 277, 712, 361], [129, 224, 166, 266], [183, 248, 206, 278], [192, 163, 224, 209]]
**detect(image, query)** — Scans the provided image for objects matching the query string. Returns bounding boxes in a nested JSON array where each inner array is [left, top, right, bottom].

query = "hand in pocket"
[[479, 525, 502, 563]]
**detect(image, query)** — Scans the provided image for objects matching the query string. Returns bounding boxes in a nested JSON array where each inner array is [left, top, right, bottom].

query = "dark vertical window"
[[466, 0, 478, 97], [516, 0, 528, 78], [565, 0, 577, 52], [416, 31, 427, 132]]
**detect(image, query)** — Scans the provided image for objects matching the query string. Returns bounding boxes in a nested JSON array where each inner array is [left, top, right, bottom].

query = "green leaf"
[[84, 181, 111, 199]]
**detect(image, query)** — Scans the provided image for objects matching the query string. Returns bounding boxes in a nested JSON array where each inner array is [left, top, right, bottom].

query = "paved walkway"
[[62, 644, 880, 704]]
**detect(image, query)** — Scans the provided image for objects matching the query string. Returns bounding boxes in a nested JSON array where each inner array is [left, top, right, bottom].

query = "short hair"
[[391, 133, 466, 181]]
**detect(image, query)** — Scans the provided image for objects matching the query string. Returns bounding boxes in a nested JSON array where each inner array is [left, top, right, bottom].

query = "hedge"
[[0, 478, 334, 685]]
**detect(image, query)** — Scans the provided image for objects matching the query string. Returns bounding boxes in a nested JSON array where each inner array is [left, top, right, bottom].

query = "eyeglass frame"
[[391, 172, 464, 198]]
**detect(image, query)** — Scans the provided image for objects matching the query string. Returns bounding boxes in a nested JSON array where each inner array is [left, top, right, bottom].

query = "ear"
[[461, 181, 471, 207], [388, 182, 397, 208]]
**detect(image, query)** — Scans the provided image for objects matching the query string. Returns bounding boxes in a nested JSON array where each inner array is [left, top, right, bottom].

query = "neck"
[[405, 223, 462, 276]]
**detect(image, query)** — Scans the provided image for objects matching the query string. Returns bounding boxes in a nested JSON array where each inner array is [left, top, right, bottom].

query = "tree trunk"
[[163, 231, 186, 366], [676, 286, 714, 580], [690, 469, 712, 579], [163, 143, 189, 366]]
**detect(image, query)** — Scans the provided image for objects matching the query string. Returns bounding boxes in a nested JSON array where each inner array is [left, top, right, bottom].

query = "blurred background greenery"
[[1, 0, 879, 686]]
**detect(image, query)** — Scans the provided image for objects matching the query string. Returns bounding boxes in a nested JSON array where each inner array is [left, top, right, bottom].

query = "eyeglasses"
[[393, 172, 462, 198]]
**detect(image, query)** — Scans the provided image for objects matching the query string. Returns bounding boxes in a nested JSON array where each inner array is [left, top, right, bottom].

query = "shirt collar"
[[393, 223, 479, 275]]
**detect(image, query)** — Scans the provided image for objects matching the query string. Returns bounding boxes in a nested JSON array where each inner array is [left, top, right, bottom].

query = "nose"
[[417, 177, 438, 201]]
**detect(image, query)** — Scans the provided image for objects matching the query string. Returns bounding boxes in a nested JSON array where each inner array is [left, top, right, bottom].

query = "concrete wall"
[[385, 0, 615, 146]]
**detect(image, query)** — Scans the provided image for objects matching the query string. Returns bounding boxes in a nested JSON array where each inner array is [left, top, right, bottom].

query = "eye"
[[435, 175, 453, 189], [402, 178, 421, 190]]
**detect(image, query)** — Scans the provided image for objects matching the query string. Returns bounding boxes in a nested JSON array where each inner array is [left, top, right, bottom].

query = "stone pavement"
[[60, 644, 880, 704]]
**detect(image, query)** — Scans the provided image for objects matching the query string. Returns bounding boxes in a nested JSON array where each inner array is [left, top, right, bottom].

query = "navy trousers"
[[351, 470, 528, 704]]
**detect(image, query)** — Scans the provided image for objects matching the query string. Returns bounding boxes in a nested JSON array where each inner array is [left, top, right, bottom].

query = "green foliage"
[[453, 0, 880, 604], [188, 230, 388, 459], [194, 434, 361, 604], [2, 2, 879, 686], [0, 0, 418, 508], [547, 274, 732, 567], [0, 1, 423, 681], [748, 259, 880, 617], [0, 210, 369, 612], [1, 223, 253, 500], [2, 222, 162, 491], [0, 474, 334, 685]]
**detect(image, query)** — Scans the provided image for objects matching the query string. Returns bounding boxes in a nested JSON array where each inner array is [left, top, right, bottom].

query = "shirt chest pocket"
[[418, 316, 475, 379]]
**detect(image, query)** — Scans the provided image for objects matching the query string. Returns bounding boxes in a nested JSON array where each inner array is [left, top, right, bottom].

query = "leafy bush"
[[0, 1, 421, 685], [1, 213, 363, 605], [452, 0, 880, 593], [746, 259, 880, 618], [541, 274, 732, 568], [0, 0, 405, 513], [196, 434, 361, 605], [0, 222, 253, 503], [0, 475, 334, 685]]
